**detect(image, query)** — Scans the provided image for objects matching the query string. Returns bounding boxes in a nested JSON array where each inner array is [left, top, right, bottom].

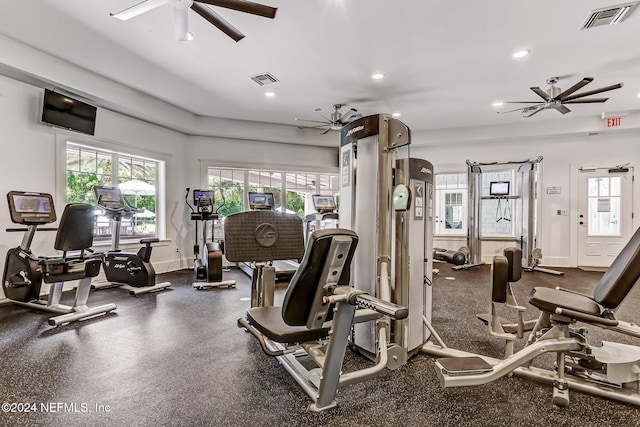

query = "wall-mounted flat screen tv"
[[41, 89, 97, 135]]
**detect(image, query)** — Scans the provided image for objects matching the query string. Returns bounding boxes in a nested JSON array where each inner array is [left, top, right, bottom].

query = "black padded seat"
[[529, 226, 640, 318], [40, 203, 102, 283], [245, 229, 358, 344], [529, 287, 603, 317], [246, 307, 330, 344]]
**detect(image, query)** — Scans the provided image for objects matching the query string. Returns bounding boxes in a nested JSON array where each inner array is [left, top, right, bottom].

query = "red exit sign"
[[606, 117, 622, 127]]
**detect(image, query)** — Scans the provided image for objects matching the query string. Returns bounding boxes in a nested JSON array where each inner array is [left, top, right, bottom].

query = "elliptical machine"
[[186, 188, 235, 290], [93, 186, 171, 296], [2, 191, 117, 326]]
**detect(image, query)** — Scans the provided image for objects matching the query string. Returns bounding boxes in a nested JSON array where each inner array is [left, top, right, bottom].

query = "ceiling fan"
[[499, 76, 623, 118], [110, 0, 277, 42], [295, 104, 361, 134]]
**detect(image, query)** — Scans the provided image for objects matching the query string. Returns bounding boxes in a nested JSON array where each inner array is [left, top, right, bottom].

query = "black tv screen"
[[41, 89, 97, 135]]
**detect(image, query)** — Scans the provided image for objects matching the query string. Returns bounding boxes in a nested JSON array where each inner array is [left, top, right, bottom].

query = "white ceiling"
[[1, 1, 640, 135]]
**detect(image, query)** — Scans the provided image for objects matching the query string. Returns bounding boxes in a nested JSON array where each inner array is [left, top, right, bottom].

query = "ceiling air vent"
[[250, 73, 280, 86], [580, 2, 639, 30]]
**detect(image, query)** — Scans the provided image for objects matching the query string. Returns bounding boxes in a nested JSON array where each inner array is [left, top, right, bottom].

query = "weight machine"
[[455, 156, 562, 275], [340, 114, 434, 366]]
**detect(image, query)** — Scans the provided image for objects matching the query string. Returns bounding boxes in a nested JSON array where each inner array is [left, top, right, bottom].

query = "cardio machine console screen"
[[248, 192, 274, 210], [94, 186, 125, 210], [193, 190, 213, 209], [312, 195, 337, 213], [7, 191, 56, 224]]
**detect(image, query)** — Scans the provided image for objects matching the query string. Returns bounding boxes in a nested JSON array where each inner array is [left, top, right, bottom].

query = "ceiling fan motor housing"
[[547, 86, 561, 98]]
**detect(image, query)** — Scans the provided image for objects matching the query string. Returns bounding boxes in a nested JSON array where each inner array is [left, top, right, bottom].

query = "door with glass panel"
[[577, 168, 634, 267]]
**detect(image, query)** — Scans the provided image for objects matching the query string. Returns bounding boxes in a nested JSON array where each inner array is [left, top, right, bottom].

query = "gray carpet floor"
[[1, 264, 639, 426]]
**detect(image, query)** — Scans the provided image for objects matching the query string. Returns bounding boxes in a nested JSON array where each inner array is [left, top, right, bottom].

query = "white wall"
[[412, 130, 640, 267]]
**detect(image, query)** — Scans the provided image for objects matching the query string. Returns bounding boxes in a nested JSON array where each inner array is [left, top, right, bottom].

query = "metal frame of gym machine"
[[454, 156, 562, 275], [339, 114, 434, 366]]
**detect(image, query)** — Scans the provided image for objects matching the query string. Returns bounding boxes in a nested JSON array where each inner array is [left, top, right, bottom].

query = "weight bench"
[[428, 226, 640, 407], [237, 228, 408, 411]]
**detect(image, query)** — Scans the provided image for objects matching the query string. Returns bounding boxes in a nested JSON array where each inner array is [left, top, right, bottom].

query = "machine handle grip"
[[353, 294, 408, 320]]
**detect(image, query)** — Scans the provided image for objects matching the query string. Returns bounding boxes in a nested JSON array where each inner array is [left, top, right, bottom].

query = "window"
[[208, 168, 245, 217], [587, 176, 621, 236], [66, 142, 161, 241], [434, 173, 467, 235], [207, 167, 338, 220], [248, 170, 283, 211]]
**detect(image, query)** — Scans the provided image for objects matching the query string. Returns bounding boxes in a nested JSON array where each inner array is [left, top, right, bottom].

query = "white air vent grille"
[[580, 2, 639, 30], [250, 73, 280, 86]]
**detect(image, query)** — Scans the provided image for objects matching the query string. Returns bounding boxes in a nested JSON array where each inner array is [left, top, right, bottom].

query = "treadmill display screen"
[[248, 192, 275, 210], [312, 195, 336, 212]]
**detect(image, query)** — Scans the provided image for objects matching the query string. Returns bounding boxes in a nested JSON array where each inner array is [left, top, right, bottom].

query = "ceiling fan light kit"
[[499, 76, 624, 118], [110, 0, 277, 42]]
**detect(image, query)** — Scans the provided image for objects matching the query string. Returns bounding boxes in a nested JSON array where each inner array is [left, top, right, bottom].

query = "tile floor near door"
[[1, 265, 639, 427]]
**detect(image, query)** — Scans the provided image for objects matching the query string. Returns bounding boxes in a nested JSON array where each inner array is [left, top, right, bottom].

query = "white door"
[[435, 190, 466, 235], [578, 167, 634, 267]]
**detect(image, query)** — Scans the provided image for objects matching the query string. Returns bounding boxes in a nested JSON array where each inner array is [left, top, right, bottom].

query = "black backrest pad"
[[594, 226, 640, 309], [281, 229, 358, 327], [492, 256, 508, 303], [223, 210, 305, 263], [54, 203, 95, 251], [503, 247, 522, 282]]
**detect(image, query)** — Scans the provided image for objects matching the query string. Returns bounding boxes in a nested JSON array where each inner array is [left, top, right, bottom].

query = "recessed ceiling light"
[[264, 91, 275, 97], [637, 92, 640, 98], [492, 101, 504, 107], [392, 112, 401, 117], [371, 73, 385, 80], [512, 49, 531, 59]]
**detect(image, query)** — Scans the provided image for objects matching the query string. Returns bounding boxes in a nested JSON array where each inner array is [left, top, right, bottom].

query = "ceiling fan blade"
[[111, 0, 167, 20], [530, 87, 551, 101], [556, 77, 593, 100], [504, 101, 546, 104], [498, 104, 544, 114], [523, 106, 545, 118], [563, 98, 609, 104], [294, 118, 331, 125], [191, 2, 245, 41], [297, 124, 331, 129], [562, 83, 624, 102], [315, 108, 333, 123], [553, 104, 571, 114], [320, 127, 332, 135], [338, 108, 358, 123], [173, 7, 192, 41], [196, 0, 277, 18]]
